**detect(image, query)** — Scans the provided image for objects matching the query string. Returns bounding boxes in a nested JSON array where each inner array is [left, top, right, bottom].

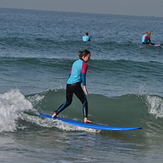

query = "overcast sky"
[[0, 0, 163, 17]]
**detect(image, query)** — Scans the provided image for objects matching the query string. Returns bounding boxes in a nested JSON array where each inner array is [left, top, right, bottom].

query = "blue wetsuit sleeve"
[[81, 73, 86, 86], [81, 62, 88, 86]]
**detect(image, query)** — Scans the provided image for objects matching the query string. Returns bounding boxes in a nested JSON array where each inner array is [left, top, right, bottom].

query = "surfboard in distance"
[[141, 43, 162, 47], [153, 44, 161, 47], [39, 113, 142, 131]]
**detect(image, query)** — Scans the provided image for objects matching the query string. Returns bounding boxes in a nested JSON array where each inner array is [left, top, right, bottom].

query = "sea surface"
[[0, 8, 163, 163]]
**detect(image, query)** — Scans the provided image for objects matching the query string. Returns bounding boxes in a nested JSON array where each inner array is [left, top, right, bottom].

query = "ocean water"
[[0, 8, 163, 163]]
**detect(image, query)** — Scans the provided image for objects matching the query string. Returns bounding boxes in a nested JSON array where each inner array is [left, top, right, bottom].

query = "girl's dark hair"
[[79, 49, 90, 59]]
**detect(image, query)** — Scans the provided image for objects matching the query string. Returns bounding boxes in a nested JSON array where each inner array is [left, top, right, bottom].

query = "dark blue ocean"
[[0, 8, 163, 162]]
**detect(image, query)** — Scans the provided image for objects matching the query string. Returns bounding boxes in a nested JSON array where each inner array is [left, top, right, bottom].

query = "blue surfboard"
[[39, 113, 142, 131]]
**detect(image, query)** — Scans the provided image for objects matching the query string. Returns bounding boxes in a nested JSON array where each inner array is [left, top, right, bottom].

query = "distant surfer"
[[52, 50, 92, 123], [142, 31, 154, 45], [82, 32, 90, 42]]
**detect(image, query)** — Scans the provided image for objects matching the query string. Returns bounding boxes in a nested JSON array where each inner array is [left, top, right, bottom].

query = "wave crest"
[[0, 89, 33, 132], [145, 95, 163, 118]]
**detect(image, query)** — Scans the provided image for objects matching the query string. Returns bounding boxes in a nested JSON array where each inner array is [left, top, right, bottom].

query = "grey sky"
[[0, 0, 163, 17]]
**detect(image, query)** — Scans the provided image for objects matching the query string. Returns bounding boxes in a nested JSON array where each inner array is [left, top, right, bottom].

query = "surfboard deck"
[[39, 113, 142, 131]]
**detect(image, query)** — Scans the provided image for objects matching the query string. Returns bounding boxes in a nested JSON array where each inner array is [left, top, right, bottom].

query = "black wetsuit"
[[54, 59, 89, 118], [55, 82, 88, 117]]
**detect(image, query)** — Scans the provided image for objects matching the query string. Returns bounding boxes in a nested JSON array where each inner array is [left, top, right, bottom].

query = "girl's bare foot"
[[52, 112, 57, 118], [84, 117, 92, 123]]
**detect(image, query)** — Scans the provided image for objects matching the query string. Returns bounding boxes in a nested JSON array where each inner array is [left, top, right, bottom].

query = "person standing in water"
[[52, 50, 92, 123], [82, 32, 90, 42]]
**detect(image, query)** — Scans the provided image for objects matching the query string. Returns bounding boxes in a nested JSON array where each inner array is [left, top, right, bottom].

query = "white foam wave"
[[0, 89, 34, 132], [53, 120, 97, 132], [27, 93, 45, 107], [145, 95, 163, 118]]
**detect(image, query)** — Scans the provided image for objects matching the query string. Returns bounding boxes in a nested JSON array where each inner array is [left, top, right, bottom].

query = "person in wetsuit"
[[82, 32, 90, 42], [142, 31, 154, 44], [52, 49, 92, 123]]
